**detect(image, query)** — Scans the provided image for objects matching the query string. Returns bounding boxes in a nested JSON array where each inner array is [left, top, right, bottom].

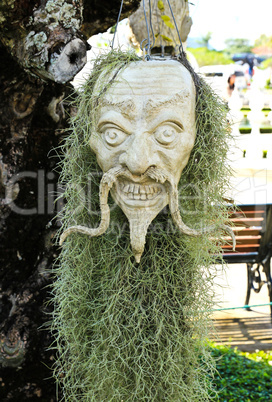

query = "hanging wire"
[[111, 0, 124, 49], [112, 0, 184, 59], [165, 0, 185, 55], [142, 0, 185, 59], [149, 0, 155, 50], [141, 0, 151, 59]]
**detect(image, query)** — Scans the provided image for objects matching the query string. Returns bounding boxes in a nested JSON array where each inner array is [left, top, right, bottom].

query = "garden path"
[[211, 263, 272, 352]]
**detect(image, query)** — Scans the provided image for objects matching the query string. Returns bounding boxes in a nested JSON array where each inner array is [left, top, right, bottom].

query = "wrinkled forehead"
[[95, 60, 196, 119]]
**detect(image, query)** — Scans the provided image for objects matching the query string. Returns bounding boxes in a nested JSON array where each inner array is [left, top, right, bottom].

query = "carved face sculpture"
[[90, 60, 196, 261], [60, 59, 235, 260]]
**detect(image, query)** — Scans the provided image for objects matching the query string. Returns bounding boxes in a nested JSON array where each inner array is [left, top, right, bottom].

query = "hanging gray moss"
[[51, 50, 233, 401]]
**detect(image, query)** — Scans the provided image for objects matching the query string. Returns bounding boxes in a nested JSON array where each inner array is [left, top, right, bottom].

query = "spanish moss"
[[51, 50, 233, 401]]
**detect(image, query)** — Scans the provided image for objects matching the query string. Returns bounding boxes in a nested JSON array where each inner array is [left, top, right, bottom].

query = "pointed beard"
[[124, 209, 160, 263]]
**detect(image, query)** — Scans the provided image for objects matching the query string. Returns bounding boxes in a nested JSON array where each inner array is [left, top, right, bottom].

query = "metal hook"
[[140, 38, 148, 51], [178, 44, 184, 56], [140, 39, 151, 60]]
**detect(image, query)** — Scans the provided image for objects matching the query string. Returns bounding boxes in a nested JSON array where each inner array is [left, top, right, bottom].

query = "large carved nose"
[[119, 134, 155, 175]]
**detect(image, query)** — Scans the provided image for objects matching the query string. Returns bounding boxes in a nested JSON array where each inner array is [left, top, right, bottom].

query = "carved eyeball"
[[154, 122, 181, 145], [103, 127, 128, 147]]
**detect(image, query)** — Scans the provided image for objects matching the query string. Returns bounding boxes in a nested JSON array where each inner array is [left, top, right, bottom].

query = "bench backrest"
[[222, 204, 272, 264]]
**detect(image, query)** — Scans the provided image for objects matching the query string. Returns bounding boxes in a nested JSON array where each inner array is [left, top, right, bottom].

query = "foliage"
[[197, 32, 212, 48], [154, 0, 176, 45], [261, 57, 272, 70], [187, 47, 233, 67], [254, 34, 272, 49], [52, 49, 233, 401], [265, 78, 272, 90], [210, 343, 272, 401], [224, 38, 253, 56]]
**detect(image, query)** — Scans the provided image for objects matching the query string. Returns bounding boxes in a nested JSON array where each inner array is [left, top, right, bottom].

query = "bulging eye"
[[103, 126, 128, 147], [154, 122, 182, 145]]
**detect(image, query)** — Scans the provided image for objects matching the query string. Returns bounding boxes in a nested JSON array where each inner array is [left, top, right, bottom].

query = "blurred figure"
[[226, 73, 236, 98], [248, 59, 255, 79]]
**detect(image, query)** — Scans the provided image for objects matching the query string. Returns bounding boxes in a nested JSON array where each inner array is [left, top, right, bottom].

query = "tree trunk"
[[0, 1, 140, 400]]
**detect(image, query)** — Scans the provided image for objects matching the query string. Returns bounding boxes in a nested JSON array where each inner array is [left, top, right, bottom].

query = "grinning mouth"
[[111, 179, 167, 207], [118, 181, 162, 201]]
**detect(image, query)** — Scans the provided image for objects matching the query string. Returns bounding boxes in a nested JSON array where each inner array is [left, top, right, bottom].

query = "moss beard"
[[53, 155, 221, 401], [53, 193, 217, 401]]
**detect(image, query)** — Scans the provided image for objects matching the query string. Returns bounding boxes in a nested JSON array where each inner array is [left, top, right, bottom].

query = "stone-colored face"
[[90, 60, 196, 261], [91, 60, 195, 208]]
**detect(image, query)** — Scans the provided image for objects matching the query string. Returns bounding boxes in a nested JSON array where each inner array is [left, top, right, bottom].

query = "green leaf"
[[157, 0, 164, 11], [161, 16, 174, 29], [160, 34, 172, 42], [161, 15, 171, 22], [164, 20, 175, 29]]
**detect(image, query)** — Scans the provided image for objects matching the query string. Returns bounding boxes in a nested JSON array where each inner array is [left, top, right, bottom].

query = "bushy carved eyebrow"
[[146, 91, 191, 112], [100, 89, 191, 119], [100, 98, 136, 119]]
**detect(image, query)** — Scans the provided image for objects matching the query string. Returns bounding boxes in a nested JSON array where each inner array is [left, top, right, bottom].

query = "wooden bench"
[[222, 204, 272, 320]]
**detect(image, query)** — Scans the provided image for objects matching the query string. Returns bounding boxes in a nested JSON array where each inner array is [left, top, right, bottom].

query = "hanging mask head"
[[60, 54, 235, 262]]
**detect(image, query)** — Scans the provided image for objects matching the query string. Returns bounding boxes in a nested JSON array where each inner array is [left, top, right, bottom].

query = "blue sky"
[[188, 0, 272, 50]]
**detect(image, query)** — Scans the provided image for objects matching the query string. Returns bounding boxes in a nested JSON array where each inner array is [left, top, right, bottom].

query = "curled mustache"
[[147, 167, 236, 250], [60, 165, 235, 252], [59, 165, 124, 246]]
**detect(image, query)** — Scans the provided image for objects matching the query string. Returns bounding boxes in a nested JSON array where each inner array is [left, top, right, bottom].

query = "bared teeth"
[[140, 186, 146, 194], [119, 182, 162, 200], [144, 185, 150, 194]]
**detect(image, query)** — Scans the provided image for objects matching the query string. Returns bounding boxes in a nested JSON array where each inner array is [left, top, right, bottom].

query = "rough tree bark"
[[0, 1, 140, 400]]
